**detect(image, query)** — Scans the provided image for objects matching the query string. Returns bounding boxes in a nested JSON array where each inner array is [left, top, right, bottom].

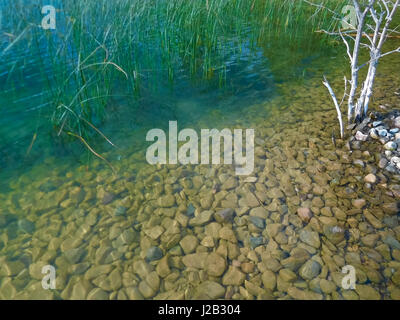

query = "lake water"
[[1, 1, 400, 300]]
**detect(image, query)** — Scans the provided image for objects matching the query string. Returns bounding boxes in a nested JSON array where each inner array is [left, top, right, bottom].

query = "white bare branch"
[[323, 76, 344, 139], [305, 0, 400, 124]]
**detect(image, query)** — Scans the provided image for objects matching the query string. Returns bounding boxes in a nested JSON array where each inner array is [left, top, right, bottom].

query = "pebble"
[[355, 131, 368, 141], [205, 252, 227, 277], [395, 116, 400, 128], [279, 268, 297, 282], [219, 227, 237, 243], [249, 216, 265, 229], [249, 236, 264, 249], [17, 219, 35, 234], [261, 270, 276, 290], [364, 173, 377, 183], [157, 194, 176, 208], [222, 267, 245, 286], [87, 288, 109, 300], [372, 121, 383, 127], [355, 285, 381, 300], [64, 247, 85, 264], [114, 206, 127, 216], [179, 235, 199, 254], [378, 158, 388, 168], [287, 287, 323, 300], [194, 281, 225, 299], [146, 246, 163, 262], [370, 128, 379, 139], [352, 198, 366, 209], [382, 235, 400, 250], [186, 203, 195, 217], [320, 279, 336, 294], [102, 192, 115, 205], [215, 208, 235, 223], [189, 210, 213, 226], [378, 129, 388, 137], [297, 208, 313, 222], [299, 230, 320, 248], [384, 141, 397, 151], [323, 225, 345, 244], [299, 260, 321, 280]]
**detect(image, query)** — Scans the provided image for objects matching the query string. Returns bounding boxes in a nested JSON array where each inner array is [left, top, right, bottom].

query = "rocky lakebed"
[[1, 76, 400, 300]]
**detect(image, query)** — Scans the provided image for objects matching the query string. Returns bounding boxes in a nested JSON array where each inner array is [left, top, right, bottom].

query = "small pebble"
[[372, 121, 382, 127]]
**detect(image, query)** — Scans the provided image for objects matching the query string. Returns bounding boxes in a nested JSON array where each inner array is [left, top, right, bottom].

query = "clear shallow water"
[[1, 2, 400, 300]]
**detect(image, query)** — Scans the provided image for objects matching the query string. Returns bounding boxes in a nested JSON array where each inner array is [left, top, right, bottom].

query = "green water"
[[1, 0, 400, 301]]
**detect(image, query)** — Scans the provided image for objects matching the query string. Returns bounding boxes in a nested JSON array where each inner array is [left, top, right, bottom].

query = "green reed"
[[0, 0, 351, 162]]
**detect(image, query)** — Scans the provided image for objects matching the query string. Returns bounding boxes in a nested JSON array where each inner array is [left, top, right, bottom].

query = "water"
[[1, 1, 400, 300]]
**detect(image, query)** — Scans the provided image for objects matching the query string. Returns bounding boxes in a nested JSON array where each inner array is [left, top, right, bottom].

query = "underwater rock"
[[205, 252, 226, 277], [179, 235, 198, 254], [299, 260, 321, 280], [186, 203, 195, 217], [355, 131, 368, 141], [249, 216, 265, 229], [222, 267, 245, 286], [287, 287, 323, 300], [297, 207, 312, 222], [189, 210, 213, 226], [384, 141, 397, 151], [323, 225, 345, 244], [17, 219, 35, 234], [370, 128, 379, 139], [101, 192, 115, 205], [114, 206, 127, 216], [364, 174, 377, 184], [299, 230, 320, 248], [146, 246, 163, 262], [249, 236, 264, 249], [355, 284, 381, 300], [219, 227, 237, 243], [352, 198, 366, 209], [194, 281, 225, 299], [157, 194, 176, 208], [214, 208, 235, 223]]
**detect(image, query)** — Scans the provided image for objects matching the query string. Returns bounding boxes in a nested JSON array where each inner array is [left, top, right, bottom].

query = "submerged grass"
[[0, 0, 351, 168]]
